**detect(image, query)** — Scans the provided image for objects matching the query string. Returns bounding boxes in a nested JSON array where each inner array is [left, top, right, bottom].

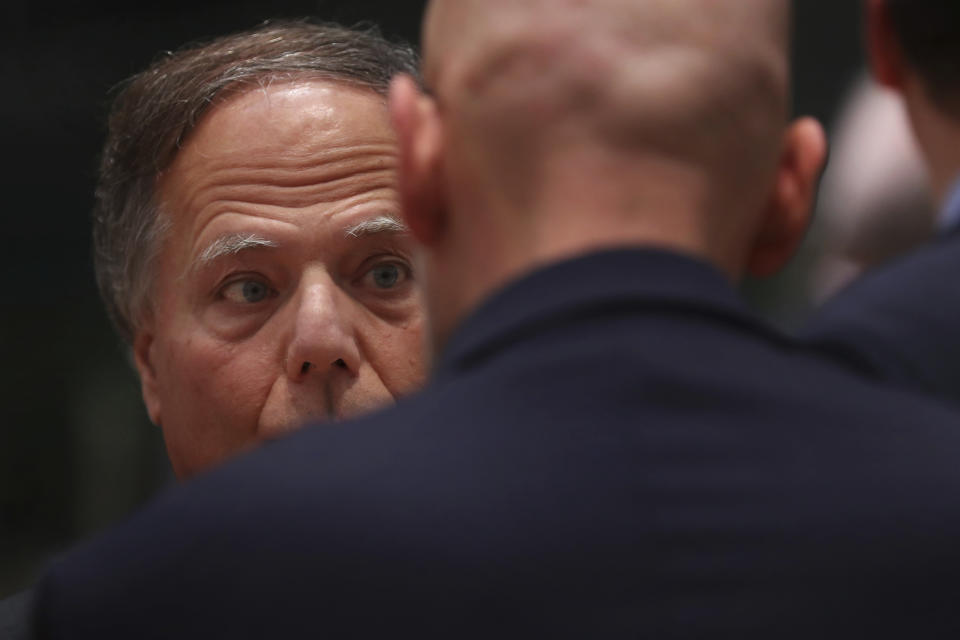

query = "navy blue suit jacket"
[[0, 589, 34, 640], [34, 250, 960, 638], [806, 229, 960, 405]]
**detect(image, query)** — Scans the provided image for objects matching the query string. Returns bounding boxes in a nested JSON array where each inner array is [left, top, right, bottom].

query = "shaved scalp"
[[423, 0, 792, 207], [402, 0, 814, 346]]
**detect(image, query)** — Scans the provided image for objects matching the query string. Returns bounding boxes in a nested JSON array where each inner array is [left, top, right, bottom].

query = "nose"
[[285, 273, 361, 383]]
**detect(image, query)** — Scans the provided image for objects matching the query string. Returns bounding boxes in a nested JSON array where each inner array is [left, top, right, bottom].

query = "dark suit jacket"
[[805, 229, 960, 405], [0, 589, 34, 640], [34, 250, 960, 639]]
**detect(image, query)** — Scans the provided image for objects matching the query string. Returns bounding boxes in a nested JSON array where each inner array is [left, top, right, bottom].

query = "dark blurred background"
[[2, 1, 863, 596]]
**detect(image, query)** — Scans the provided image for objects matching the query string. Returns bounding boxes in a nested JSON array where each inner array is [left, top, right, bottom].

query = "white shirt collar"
[[938, 174, 960, 233]]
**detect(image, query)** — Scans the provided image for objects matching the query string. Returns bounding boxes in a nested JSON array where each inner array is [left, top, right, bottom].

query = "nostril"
[[333, 358, 347, 369], [301, 362, 312, 375]]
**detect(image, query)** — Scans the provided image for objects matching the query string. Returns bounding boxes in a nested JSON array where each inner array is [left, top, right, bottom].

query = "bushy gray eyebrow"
[[197, 233, 279, 266], [193, 216, 406, 272], [344, 215, 408, 238]]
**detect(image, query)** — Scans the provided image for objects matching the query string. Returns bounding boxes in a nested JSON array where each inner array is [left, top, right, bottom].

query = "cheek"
[[365, 316, 429, 394], [157, 335, 280, 427]]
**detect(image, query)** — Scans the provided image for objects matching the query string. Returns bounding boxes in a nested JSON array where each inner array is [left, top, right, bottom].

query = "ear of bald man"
[[747, 117, 829, 277]]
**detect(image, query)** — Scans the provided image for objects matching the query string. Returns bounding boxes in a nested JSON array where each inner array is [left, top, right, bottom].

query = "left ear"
[[132, 327, 163, 427], [389, 74, 447, 247], [747, 117, 828, 278]]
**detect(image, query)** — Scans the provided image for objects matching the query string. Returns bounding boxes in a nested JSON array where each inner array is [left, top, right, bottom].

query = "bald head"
[[393, 0, 823, 351], [424, 0, 790, 85], [422, 0, 791, 187]]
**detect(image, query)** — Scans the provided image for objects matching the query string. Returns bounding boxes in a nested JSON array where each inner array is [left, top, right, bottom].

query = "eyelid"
[[216, 274, 275, 304], [356, 256, 413, 289], [368, 254, 412, 273]]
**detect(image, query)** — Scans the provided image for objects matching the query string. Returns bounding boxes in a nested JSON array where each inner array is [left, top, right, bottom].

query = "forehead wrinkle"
[[204, 142, 399, 173], [176, 141, 397, 186], [171, 144, 399, 213], [194, 170, 398, 211]]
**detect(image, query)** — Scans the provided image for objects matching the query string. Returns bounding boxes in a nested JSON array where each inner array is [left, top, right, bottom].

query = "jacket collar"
[[436, 248, 771, 376]]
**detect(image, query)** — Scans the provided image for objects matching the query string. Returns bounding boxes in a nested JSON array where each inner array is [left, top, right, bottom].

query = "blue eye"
[[241, 281, 270, 302], [370, 263, 403, 289], [221, 279, 272, 304]]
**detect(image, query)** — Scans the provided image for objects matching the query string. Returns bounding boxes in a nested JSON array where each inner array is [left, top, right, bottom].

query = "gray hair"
[[93, 19, 420, 343]]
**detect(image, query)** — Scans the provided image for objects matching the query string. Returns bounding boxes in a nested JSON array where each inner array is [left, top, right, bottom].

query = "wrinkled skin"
[[134, 81, 427, 478]]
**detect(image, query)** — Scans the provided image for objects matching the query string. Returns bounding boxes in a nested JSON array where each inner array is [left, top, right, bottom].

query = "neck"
[[426, 152, 759, 353]]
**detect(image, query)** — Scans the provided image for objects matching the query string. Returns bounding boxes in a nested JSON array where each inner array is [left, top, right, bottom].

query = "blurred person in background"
[[33, 1, 960, 637], [810, 72, 934, 301], [806, 0, 960, 405], [92, 20, 428, 480]]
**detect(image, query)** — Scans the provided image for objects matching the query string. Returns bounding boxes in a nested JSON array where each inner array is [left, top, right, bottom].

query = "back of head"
[[397, 0, 813, 347], [422, 0, 791, 216], [886, 0, 960, 119], [94, 20, 419, 344], [391, 0, 824, 351]]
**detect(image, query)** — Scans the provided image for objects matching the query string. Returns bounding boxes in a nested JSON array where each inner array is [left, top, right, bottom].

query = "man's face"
[[134, 80, 426, 478]]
